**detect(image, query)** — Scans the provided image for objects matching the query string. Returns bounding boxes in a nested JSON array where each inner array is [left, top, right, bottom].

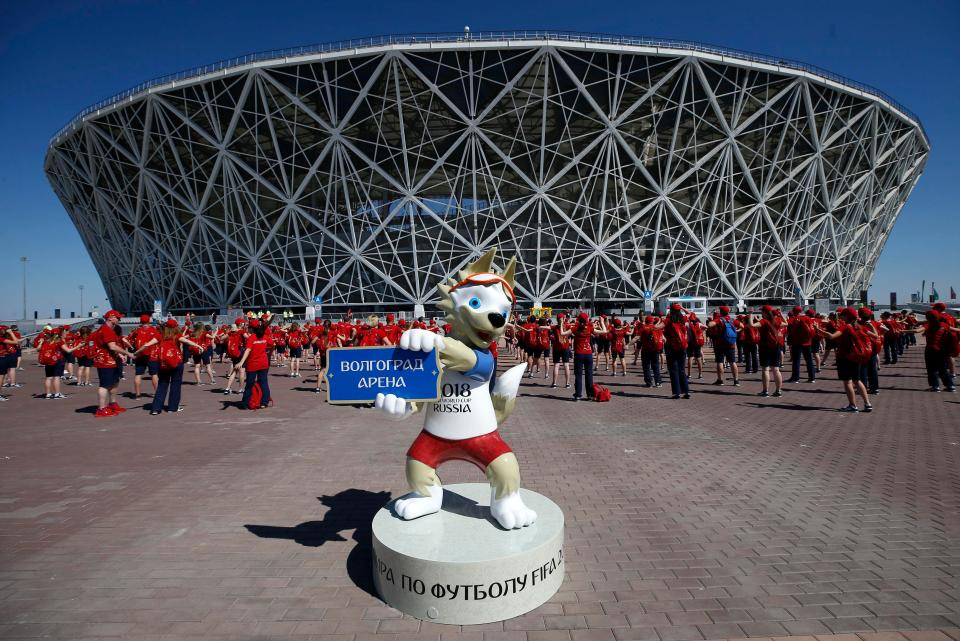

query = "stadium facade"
[[45, 32, 929, 314]]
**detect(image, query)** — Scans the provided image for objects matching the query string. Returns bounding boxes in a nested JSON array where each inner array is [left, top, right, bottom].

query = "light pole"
[[79, 285, 85, 318], [20, 256, 27, 320]]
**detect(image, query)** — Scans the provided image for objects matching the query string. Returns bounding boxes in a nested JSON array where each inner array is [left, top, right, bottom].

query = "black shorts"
[[275, 346, 287, 354], [0, 356, 9, 375], [230, 355, 243, 365], [44, 361, 66, 378], [611, 349, 625, 359], [78, 356, 94, 367], [191, 352, 211, 365], [312, 344, 320, 354], [65, 353, 76, 364], [97, 367, 120, 388], [289, 347, 303, 358], [811, 338, 823, 353], [317, 352, 328, 368], [714, 344, 736, 364], [135, 360, 160, 376], [837, 357, 863, 382], [596, 340, 610, 354], [529, 347, 542, 359], [687, 344, 702, 359], [552, 347, 571, 363], [215, 343, 227, 355], [758, 346, 781, 368]]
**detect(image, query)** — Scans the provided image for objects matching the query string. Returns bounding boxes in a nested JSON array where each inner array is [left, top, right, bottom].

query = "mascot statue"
[[375, 248, 536, 530]]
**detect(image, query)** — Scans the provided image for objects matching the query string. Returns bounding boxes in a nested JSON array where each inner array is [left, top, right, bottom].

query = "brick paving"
[[0, 346, 958, 640]]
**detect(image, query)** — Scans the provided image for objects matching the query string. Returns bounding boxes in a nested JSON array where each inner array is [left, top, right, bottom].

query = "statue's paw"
[[490, 492, 537, 529], [375, 393, 412, 420], [394, 487, 443, 520], [399, 329, 444, 353]]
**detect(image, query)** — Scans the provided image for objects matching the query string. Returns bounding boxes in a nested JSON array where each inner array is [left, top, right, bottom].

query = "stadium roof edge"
[[45, 30, 929, 150]]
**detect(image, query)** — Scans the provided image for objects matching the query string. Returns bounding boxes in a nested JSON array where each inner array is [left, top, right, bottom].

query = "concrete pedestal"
[[371, 483, 564, 625]]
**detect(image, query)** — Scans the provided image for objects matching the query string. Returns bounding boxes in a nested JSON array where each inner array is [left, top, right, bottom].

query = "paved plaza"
[[0, 347, 958, 641]]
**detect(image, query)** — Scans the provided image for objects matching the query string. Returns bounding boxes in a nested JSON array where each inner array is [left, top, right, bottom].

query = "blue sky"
[[1, 0, 957, 318]]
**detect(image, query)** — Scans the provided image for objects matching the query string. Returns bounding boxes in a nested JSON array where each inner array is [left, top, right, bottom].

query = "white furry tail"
[[491, 363, 526, 425]]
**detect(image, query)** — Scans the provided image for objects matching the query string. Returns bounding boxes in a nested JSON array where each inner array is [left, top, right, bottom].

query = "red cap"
[[577, 312, 589, 321], [104, 309, 122, 320], [933, 302, 947, 311], [140, 314, 151, 323], [386, 313, 395, 322], [840, 307, 857, 321], [762, 304, 774, 314], [613, 318, 622, 327], [719, 305, 730, 315], [249, 319, 261, 328], [235, 318, 245, 325], [806, 308, 816, 317], [670, 303, 682, 311], [792, 305, 802, 315], [858, 307, 873, 320], [165, 318, 178, 328], [645, 316, 655, 324], [398, 319, 407, 327], [688, 312, 698, 321]]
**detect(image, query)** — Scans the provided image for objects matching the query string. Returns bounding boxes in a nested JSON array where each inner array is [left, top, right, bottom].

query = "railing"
[[48, 30, 927, 145]]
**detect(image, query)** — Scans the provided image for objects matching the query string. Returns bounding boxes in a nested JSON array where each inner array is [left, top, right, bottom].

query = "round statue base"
[[371, 483, 564, 625]]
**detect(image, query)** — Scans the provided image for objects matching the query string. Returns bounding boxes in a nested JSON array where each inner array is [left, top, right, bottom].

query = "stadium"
[[44, 31, 929, 314]]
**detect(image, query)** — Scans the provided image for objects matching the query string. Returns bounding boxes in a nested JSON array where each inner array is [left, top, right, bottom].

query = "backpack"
[[248, 382, 274, 409], [665, 322, 688, 351], [845, 325, 874, 365], [591, 383, 611, 402], [792, 317, 813, 344], [227, 332, 243, 358], [159, 339, 183, 370], [721, 318, 738, 345], [38, 341, 62, 366], [287, 332, 303, 349], [690, 324, 705, 346], [743, 324, 760, 345], [942, 328, 959, 357]]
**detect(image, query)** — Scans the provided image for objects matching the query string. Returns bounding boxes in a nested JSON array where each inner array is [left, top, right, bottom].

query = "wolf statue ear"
[[502, 255, 517, 288], [459, 247, 497, 281]]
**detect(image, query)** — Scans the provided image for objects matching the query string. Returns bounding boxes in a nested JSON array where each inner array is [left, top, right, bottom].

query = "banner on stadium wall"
[[530, 307, 552, 318], [326, 346, 442, 405]]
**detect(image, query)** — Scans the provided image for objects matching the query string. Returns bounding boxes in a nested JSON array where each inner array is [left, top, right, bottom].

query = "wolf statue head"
[[437, 248, 517, 350]]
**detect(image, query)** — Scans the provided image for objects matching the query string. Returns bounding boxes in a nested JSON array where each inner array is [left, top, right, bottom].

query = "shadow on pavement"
[[245, 488, 391, 597], [740, 402, 835, 412]]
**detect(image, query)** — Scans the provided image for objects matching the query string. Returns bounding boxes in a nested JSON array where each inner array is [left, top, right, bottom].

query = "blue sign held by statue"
[[313, 294, 324, 304], [326, 346, 442, 405]]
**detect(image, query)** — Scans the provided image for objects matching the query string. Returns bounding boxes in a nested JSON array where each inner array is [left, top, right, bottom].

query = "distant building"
[[45, 32, 928, 312]]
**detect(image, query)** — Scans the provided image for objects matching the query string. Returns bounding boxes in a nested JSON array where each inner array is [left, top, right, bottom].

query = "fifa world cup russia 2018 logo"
[[375, 248, 536, 529]]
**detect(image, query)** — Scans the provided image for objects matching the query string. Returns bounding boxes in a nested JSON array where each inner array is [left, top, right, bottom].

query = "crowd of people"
[[0, 302, 957, 415]]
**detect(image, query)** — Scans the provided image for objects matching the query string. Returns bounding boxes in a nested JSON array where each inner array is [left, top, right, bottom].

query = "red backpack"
[[248, 382, 274, 409], [287, 332, 303, 349], [38, 341, 62, 366], [845, 325, 874, 365], [665, 322, 688, 351], [227, 332, 244, 358], [690, 323, 705, 346], [591, 383, 611, 402], [742, 324, 760, 345], [159, 339, 183, 370], [792, 317, 814, 344]]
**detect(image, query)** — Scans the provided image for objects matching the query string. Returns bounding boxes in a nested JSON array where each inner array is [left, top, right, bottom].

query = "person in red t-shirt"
[[188, 324, 217, 385], [639, 316, 665, 387], [786, 306, 817, 384], [549, 314, 573, 389], [129, 314, 161, 398], [663, 304, 691, 399], [751, 305, 784, 397], [285, 322, 307, 378], [223, 318, 248, 395], [817, 307, 876, 412], [236, 318, 273, 409], [312, 319, 338, 396], [686, 313, 706, 379], [707, 305, 741, 386], [565, 312, 608, 400], [0, 326, 21, 399], [608, 318, 633, 377], [903, 309, 959, 391], [383, 314, 403, 347], [91, 310, 136, 418]]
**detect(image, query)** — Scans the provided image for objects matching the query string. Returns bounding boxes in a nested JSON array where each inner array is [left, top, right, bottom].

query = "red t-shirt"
[[759, 319, 781, 349], [610, 327, 630, 352], [572, 323, 593, 355], [245, 336, 270, 371], [92, 325, 121, 368]]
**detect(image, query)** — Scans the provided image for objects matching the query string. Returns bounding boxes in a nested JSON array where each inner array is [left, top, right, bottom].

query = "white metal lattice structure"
[[45, 32, 929, 312]]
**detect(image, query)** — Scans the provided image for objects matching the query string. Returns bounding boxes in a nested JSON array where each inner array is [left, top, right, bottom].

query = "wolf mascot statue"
[[375, 248, 536, 530]]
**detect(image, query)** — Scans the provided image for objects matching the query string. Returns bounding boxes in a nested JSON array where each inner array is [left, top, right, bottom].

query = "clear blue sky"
[[1, 0, 957, 319]]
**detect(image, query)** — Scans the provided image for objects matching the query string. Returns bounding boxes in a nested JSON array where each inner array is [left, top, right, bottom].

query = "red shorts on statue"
[[407, 430, 513, 471]]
